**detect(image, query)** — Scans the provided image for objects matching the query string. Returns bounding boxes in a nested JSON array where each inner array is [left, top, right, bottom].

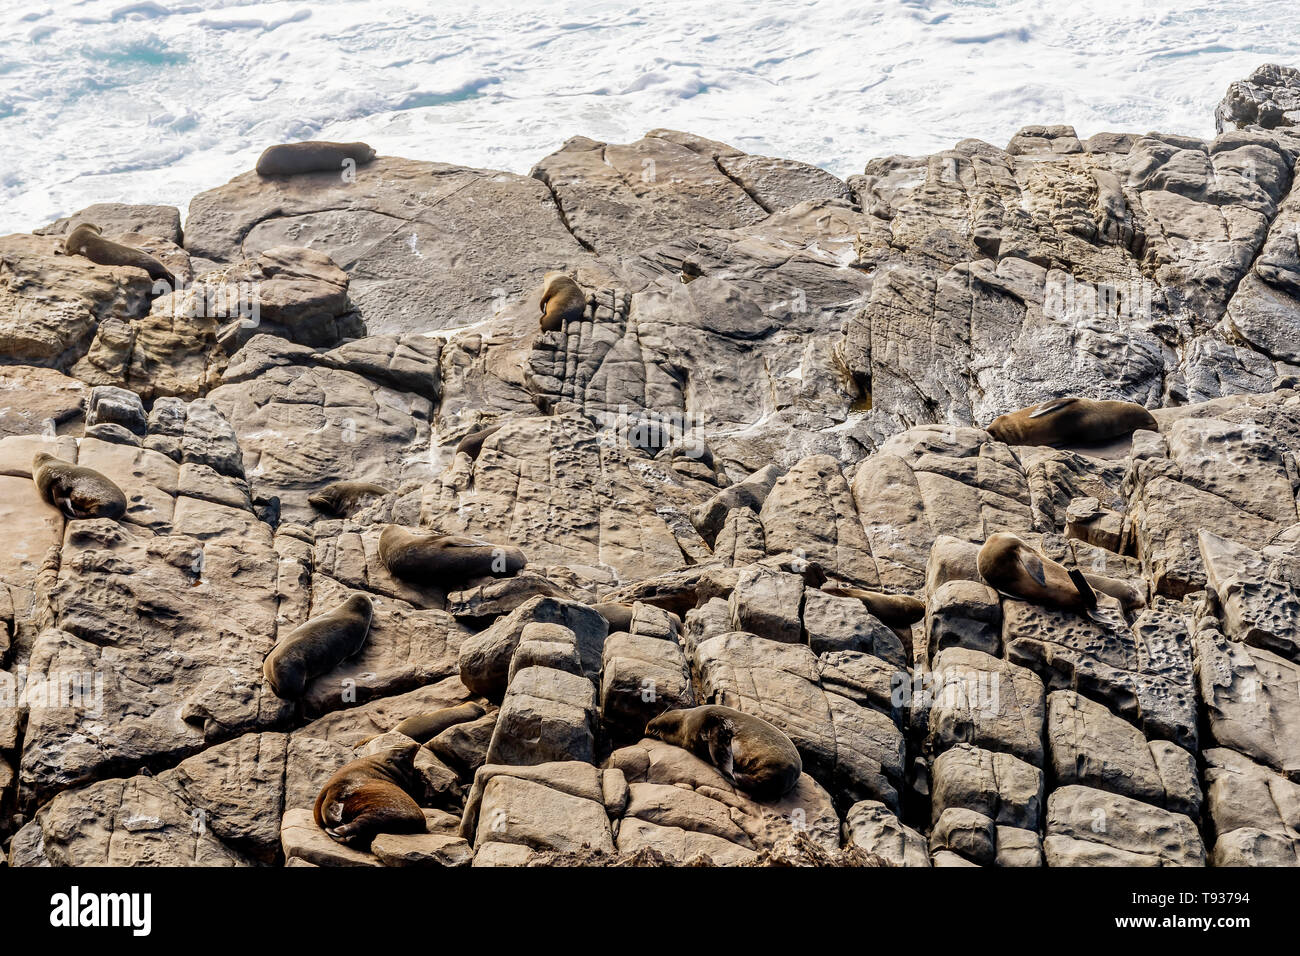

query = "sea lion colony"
[[28, 419, 1154, 822], [20, 118, 1257, 865]]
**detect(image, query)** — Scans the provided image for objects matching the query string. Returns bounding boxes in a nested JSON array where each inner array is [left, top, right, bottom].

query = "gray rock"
[[485, 666, 598, 767], [931, 744, 1044, 830], [926, 648, 1046, 766], [803, 588, 907, 666], [1043, 785, 1206, 867], [930, 807, 997, 866], [600, 631, 694, 737], [727, 564, 804, 645], [185, 158, 597, 335], [1194, 615, 1300, 780], [1217, 63, 1300, 132], [458, 595, 608, 701], [1202, 748, 1300, 865], [1200, 529, 1300, 663], [843, 799, 931, 867], [925, 579, 1002, 661], [38, 203, 183, 245], [1046, 690, 1199, 814]]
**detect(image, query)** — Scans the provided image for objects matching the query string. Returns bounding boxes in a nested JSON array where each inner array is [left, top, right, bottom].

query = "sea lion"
[[539, 271, 586, 332], [255, 140, 377, 177], [454, 424, 504, 461], [263, 593, 373, 699], [590, 602, 683, 634], [819, 586, 926, 628], [32, 452, 127, 520], [391, 702, 486, 744], [308, 480, 390, 517], [313, 744, 426, 847], [977, 533, 1100, 613], [378, 524, 526, 583], [1075, 571, 1146, 614], [63, 224, 176, 287], [645, 705, 802, 801], [665, 439, 715, 471], [985, 397, 1157, 447]]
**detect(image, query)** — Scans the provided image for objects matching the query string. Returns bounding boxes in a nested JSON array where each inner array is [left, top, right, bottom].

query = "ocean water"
[[2, 0, 1299, 234]]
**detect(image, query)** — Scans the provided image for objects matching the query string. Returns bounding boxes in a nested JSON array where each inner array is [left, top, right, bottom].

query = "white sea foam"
[[3, 0, 1298, 234]]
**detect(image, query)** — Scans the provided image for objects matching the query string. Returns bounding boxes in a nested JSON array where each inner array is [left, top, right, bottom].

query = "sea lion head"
[[365, 741, 421, 791], [307, 488, 339, 513], [342, 592, 374, 621], [308, 480, 390, 517], [644, 709, 687, 744], [977, 532, 1038, 583]]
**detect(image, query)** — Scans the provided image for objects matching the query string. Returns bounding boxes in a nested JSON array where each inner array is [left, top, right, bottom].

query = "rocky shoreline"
[[2, 64, 1300, 867]]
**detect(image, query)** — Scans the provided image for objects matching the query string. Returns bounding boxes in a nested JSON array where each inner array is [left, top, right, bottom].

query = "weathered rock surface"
[[1043, 785, 1206, 867], [6, 67, 1300, 866]]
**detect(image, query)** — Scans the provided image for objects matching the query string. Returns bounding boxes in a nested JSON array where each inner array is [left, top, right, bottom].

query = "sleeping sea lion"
[[979, 533, 1148, 614], [63, 223, 176, 287], [32, 452, 127, 520], [255, 140, 377, 177], [645, 705, 802, 801], [985, 397, 1157, 447], [391, 702, 486, 745], [308, 480, 390, 517], [976, 532, 1102, 613], [590, 601, 681, 634], [263, 593, 373, 699], [378, 524, 526, 583], [313, 744, 426, 847], [539, 271, 586, 332], [818, 586, 926, 628]]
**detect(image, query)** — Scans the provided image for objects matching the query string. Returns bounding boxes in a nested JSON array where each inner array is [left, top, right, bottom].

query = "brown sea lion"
[[539, 271, 586, 332], [255, 140, 377, 177], [977, 532, 1147, 614], [819, 586, 926, 628], [313, 744, 426, 847], [590, 602, 682, 634], [32, 452, 127, 520], [308, 480, 390, 517], [391, 702, 486, 744], [63, 223, 176, 287], [977, 532, 1099, 613], [454, 424, 504, 461], [263, 593, 373, 699], [378, 524, 526, 583], [645, 705, 802, 801], [985, 397, 1157, 447]]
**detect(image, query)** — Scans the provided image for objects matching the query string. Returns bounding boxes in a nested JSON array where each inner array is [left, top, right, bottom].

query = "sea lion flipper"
[[704, 720, 735, 779], [1067, 568, 1098, 610], [1027, 397, 1076, 418], [1017, 550, 1048, 586]]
